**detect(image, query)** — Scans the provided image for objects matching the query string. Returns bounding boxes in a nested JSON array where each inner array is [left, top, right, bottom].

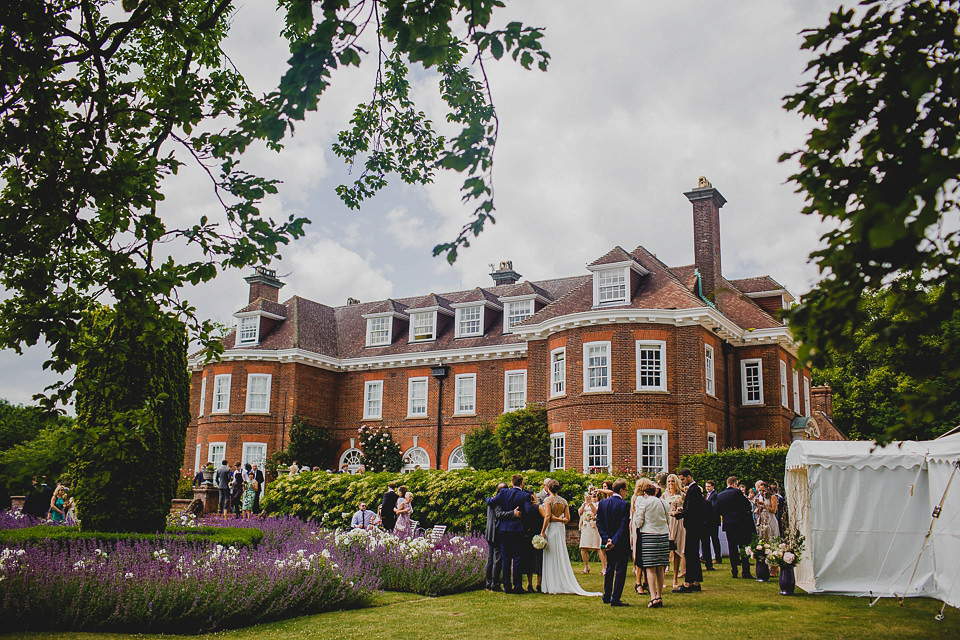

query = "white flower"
[[124, 572, 134, 579], [783, 551, 796, 564]]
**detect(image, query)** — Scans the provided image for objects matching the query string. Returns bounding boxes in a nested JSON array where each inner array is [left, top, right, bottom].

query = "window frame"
[[744, 440, 767, 450], [339, 448, 363, 474], [583, 341, 612, 392], [804, 377, 812, 417], [198, 375, 206, 416], [503, 369, 527, 412], [447, 446, 468, 470], [409, 311, 437, 342], [208, 441, 226, 465], [365, 315, 392, 346], [550, 347, 566, 397], [704, 344, 715, 397], [504, 299, 535, 333], [550, 433, 566, 471], [245, 373, 272, 413], [792, 370, 801, 414], [592, 266, 629, 306], [194, 443, 202, 472], [241, 442, 267, 470], [635, 340, 667, 392], [237, 316, 259, 345], [402, 446, 431, 472], [407, 376, 428, 418], [582, 428, 612, 473], [741, 358, 764, 406], [707, 431, 717, 453], [780, 360, 789, 408], [636, 429, 669, 476], [454, 373, 477, 415], [212, 374, 231, 414], [454, 304, 484, 338], [363, 380, 383, 420]]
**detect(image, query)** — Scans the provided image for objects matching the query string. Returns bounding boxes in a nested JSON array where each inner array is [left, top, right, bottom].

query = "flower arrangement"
[[531, 534, 547, 550], [768, 530, 805, 568], [744, 536, 772, 563]]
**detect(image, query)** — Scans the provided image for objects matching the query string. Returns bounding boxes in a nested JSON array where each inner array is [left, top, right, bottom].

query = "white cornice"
[[233, 310, 286, 321], [361, 310, 408, 320], [499, 293, 551, 306], [406, 305, 455, 317], [451, 299, 503, 311], [745, 289, 795, 304], [188, 343, 528, 372], [512, 306, 797, 350], [586, 260, 650, 276]]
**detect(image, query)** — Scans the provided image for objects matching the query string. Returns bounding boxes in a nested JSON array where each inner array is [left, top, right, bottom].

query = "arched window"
[[402, 446, 430, 472], [447, 446, 468, 470], [339, 448, 363, 473]]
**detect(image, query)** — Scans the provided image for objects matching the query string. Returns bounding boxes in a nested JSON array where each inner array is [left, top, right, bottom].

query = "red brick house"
[[183, 178, 842, 478]]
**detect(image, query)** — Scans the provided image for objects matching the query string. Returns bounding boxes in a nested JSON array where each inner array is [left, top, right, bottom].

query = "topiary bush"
[[263, 468, 616, 532], [680, 447, 789, 489], [70, 304, 190, 533], [462, 423, 500, 470], [494, 406, 550, 471]]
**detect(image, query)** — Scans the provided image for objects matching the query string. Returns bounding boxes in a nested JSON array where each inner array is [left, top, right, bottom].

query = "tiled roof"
[[236, 298, 288, 318], [216, 245, 794, 359], [497, 280, 553, 300], [456, 287, 503, 306], [588, 246, 641, 267], [405, 293, 454, 313], [729, 275, 787, 294]]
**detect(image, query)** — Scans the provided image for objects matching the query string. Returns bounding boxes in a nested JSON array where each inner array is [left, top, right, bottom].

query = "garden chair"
[[427, 524, 446, 542]]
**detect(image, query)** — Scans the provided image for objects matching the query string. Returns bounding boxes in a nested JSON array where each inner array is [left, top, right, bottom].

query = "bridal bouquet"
[[531, 535, 547, 550], [581, 511, 595, 523]]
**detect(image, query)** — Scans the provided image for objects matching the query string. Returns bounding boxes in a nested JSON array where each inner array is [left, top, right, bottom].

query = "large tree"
[[1, 2, 547, 527], [811, 286, 960, 441], [783, 0, 960, 442]]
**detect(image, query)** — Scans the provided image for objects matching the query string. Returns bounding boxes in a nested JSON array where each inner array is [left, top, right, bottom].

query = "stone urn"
[[202, 467, 215, 485]]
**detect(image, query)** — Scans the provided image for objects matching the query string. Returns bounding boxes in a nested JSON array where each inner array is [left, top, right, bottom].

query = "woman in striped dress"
[[635, 478, 671, 608]]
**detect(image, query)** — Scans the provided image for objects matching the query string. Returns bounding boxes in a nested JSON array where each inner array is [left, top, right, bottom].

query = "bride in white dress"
[[539, 479, 602, 597]]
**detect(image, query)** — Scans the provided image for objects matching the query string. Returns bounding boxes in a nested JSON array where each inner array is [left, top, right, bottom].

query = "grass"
[[2, 563, 955, 640]]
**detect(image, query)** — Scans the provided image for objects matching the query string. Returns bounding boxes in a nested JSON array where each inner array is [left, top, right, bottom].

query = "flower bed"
[[0, 512, 486, 632], [323, 527, 486, 596]]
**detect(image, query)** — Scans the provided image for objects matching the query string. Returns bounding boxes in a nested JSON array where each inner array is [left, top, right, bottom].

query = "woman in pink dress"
[[394, 485, 413, 535]]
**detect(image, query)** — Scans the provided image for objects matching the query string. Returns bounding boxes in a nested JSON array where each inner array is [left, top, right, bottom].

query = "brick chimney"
[[811, 385, 834, 421], [489, 260, 522, 286], [683, 177, 726, 304], [244, 266, 284, 303]]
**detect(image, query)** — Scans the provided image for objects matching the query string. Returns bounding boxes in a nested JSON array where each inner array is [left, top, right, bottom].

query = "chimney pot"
[[490, 260, 522, 286], [244, 267, 284, 304]]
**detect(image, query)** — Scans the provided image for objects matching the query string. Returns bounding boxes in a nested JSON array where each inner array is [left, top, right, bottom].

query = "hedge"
[[0, 525, 264, 548], [679, 447, 788, 489], [263, 469, 618, 532]]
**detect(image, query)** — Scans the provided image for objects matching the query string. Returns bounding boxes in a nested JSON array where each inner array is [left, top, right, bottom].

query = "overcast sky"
[[1, 0, 841, 409]]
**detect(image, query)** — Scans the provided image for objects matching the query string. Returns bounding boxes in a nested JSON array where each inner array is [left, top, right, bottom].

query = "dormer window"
[[586, 259, 649, 308], [238, 316, 259, 345], [504, 300, 533, 332], [410, 311, 436, 342], [365, 315, 392, 346], [597, 268, 627, 304], [455, 304, 483, 338]]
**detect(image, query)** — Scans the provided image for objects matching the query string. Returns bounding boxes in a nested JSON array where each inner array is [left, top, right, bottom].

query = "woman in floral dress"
[[394, 486, 413, 535], [665, 473, 686, 589]]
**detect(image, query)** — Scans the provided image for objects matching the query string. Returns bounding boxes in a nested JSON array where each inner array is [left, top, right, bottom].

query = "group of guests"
[[212, 460, 264, 518], [482, 470, 787, 608], [348, 482, 416, 535]]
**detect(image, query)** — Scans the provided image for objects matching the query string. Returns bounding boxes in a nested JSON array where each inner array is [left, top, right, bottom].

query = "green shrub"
[[267, 416, 333, 474], [494, 407, 550, 470], [462, 423, 500, 470], [263, 468, 616, 531], [679, 447, 789, 489], [357, 425, 403, 472], [0, 525, 263, 548]]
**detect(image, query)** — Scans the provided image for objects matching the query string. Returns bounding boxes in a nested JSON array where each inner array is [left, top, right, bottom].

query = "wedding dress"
[[540, 497, 602, 597]]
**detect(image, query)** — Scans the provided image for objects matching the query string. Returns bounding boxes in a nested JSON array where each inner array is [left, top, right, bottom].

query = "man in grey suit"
[[214, 459, 231, 516]]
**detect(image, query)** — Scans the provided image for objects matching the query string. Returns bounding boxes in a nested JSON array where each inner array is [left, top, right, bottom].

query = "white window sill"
[[634, 389, 669, 394], [581, 390, 613, 396], [405, 414, 430, 420], [453, 412, 477, 417], [362, 416, 383, 421], [549, 394, 567, 400]]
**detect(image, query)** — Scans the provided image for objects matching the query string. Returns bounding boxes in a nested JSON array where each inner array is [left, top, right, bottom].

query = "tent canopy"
[[785, 433, 960, 609]]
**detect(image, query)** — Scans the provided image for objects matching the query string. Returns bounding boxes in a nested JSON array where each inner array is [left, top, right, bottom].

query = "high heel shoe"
[[581, 568, 590, 574]]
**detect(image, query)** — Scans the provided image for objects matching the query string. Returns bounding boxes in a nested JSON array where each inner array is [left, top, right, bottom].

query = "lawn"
[[2, 565, 955, 640]]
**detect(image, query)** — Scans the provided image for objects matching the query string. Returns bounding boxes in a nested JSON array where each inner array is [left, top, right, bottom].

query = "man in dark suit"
[[484, 483, 507, 590], [702, 480, 722, 567], [490, 474, 531, 594], [380, 483, 398, 531], [251, 464, 265, 515], [596, 478, 631, 607], [674, 468, 706, 592], [715, 475, 754, 579]]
